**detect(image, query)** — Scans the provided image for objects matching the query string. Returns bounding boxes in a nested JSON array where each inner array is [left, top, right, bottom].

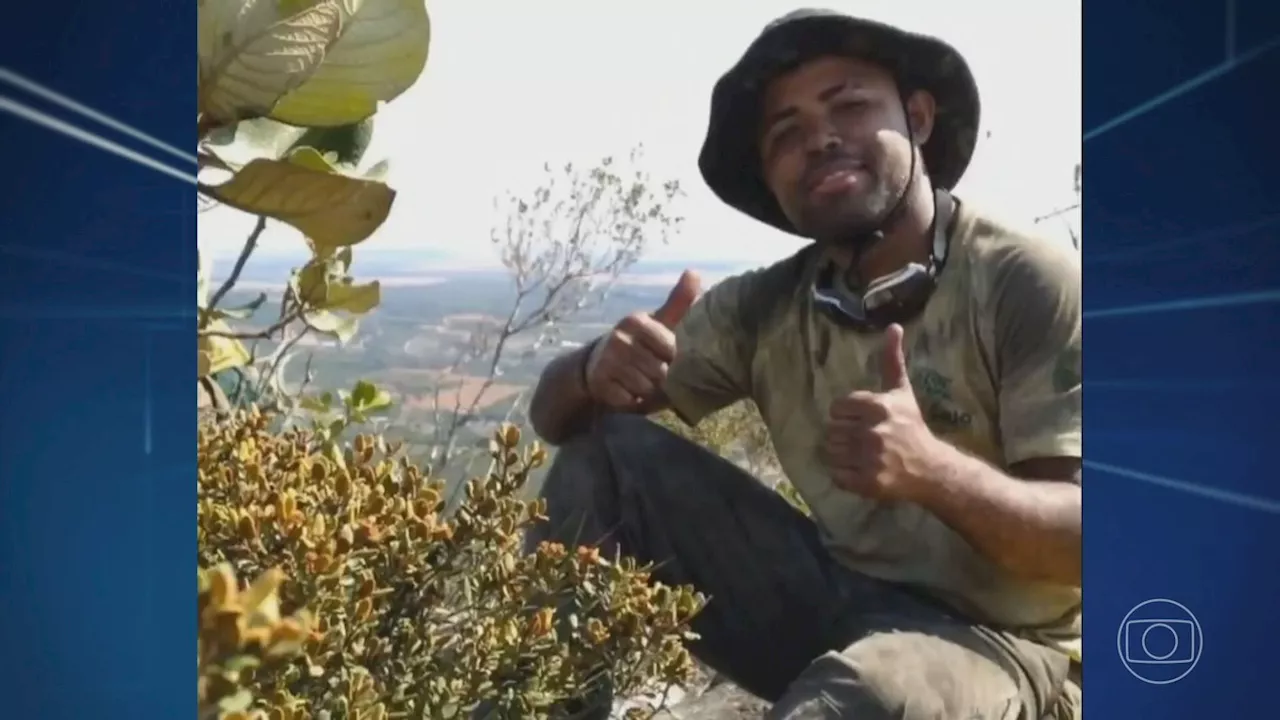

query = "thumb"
[[881, 323, 911, 391], [652, 270, 702, 329]]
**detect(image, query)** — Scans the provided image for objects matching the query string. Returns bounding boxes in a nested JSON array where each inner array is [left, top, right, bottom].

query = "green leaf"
[[318, 280, 380, 315], [197, 0, 343, 123], [292, 260, 332, 306], [351, 380, 377, 407], [299, 396, 329, 413], [305, 310, 359, 344], [203, 148, 395, 251], [197, 321, 251, 377], [350, 380, 392, 413], [217, 687, 254, 713], [365, 395, 392, 413], [223, 655, 261, 674], [269, 0, 432, 127]]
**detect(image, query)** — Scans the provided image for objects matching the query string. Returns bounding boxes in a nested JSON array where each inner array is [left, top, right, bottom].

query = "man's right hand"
[[583, 270, 702, 409]]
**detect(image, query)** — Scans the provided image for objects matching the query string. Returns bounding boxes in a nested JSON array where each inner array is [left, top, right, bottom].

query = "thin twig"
[[200, 311, 299, 340], [1033, 202, 1080, 224], [207, 215, 268, 312]]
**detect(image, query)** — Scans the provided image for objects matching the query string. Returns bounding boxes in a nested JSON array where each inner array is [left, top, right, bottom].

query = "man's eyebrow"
[[761, 80, 853, 133], [817, 80, 851, 102]]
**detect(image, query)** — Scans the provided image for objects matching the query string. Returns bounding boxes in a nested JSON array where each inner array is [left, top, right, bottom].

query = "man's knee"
[[768, 650, 933, 720], [543, 413, 689, 494], [531, 414, 675, 547], [545, 412, 644, 474], [768, 631, 1023, 720]]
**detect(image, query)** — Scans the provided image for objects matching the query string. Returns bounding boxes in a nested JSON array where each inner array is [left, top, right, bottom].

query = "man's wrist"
[[902, 435, 965, 505]]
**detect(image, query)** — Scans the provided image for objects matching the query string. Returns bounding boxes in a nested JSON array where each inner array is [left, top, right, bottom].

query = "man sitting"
[[526, 9, 1083, 719]]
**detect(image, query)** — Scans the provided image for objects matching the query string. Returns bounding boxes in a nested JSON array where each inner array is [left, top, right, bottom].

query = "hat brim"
[[698, 11, 981, 236]]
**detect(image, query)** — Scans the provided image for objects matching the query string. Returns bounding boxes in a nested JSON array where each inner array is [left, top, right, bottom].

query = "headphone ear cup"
[[811, 190, 954, 333], [816, 269, 937, 334]]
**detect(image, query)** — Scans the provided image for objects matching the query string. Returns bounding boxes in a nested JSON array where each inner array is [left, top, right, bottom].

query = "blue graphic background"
[[1085, 0, 1280, 715], [0, 0, 1275, 716], [0, 2, 193, 717]]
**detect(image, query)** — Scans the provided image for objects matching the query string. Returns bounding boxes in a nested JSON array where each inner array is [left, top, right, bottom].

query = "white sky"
[[199, 0, 1081, 268]]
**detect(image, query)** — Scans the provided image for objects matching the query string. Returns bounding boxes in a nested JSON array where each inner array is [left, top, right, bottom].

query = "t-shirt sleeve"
[[662, 270, 761, 426], [989, 239, 1082, 466]]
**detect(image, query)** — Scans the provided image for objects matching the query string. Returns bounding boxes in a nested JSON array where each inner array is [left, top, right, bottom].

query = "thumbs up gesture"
[[585, 270, 701, 410], [825, 324, 938, 501]]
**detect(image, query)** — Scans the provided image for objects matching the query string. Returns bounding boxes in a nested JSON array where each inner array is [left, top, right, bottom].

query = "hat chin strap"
[[844, 95, 927, 286]]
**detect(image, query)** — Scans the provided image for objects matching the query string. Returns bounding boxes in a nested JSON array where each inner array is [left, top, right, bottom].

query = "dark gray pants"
[[526, 414, 1081, 719]]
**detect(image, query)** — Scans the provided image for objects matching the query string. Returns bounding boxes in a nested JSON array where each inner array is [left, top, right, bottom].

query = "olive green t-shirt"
[[663, 199, 1083, 657]]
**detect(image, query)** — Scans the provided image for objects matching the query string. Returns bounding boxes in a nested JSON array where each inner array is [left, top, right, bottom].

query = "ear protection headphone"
[[811, 188, 955, 332]]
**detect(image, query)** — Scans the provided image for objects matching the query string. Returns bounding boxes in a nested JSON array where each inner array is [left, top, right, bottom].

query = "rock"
[[650, 683, 770, 719]]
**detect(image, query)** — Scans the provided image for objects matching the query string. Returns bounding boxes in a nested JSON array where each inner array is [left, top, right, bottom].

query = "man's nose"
[[804, 121, 843, 156]]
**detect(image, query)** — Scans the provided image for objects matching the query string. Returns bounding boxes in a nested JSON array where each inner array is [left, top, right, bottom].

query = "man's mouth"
[[805, 160, 866, 197]]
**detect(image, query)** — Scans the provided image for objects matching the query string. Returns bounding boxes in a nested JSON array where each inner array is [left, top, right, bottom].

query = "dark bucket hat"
[[698, 8, 981, 236]]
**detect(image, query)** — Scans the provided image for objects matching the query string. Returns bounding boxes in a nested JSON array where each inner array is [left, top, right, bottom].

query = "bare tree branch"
[[1033, 202, 1080, 224], [427, 148, 684, 473], [207, 215, 268, 313]]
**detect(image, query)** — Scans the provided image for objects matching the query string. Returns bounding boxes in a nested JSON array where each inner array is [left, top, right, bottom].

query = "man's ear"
[[905, 90, 936, 145]]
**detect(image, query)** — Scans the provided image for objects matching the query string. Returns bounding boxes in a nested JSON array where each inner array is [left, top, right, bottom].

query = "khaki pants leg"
[[769, 615, 1077, 720]]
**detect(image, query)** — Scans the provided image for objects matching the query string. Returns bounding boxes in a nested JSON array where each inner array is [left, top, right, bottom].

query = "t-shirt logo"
[[911, 366, 974, 433]]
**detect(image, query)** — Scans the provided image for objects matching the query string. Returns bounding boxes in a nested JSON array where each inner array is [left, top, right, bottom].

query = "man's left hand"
[[825, 323, 941, 501]]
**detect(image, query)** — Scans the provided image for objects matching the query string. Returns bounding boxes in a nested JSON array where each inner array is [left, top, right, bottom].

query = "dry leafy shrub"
[[198, 408, 707, 719], [199, 565, 315, 719]]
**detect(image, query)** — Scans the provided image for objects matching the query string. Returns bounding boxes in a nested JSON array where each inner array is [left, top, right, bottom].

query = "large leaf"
[[202, 148, 394, 250], [197, 0, 344, 123], [198, 321, 252, 377], [208, 292, 269, 321], [350, 379, 393, 413], [318, 280, 381, 314], [269, 0, 431, 127], [203, 117, 373, 172], [304, 310, 359, 344], [202, 117, 309, 169]]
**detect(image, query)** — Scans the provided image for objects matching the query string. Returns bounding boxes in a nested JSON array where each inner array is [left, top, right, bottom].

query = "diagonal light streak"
[[0, 96, 195, 185], [1086, 460, 1280, 515], [1087, 378, 1280, 392], [0, 67, 193, 166], [1085, 290, 1280, 319], [1084, 212, 1280, 266], [0, 243, 187, 283], [1084, 33, 1280, 141]]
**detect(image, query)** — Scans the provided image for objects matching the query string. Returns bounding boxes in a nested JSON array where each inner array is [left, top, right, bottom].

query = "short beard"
[[798, 176, 904, 249]]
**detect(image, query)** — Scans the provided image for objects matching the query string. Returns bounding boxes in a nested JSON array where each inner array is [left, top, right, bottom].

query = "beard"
[[793, 155, 914, 249]]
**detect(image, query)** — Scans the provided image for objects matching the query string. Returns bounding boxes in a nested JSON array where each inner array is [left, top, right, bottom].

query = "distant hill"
[[215, 247, 757, 288]]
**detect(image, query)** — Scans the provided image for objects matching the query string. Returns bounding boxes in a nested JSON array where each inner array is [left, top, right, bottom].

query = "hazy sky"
[[198, 0, 1081, 270]]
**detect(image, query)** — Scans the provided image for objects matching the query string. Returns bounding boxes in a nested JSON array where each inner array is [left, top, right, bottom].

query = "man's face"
[[758, 55, 935, 244]]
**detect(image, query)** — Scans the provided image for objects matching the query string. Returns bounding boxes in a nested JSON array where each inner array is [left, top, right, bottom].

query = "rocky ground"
[[614, 667, 770, 719], [648, 684, 770, 719]]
